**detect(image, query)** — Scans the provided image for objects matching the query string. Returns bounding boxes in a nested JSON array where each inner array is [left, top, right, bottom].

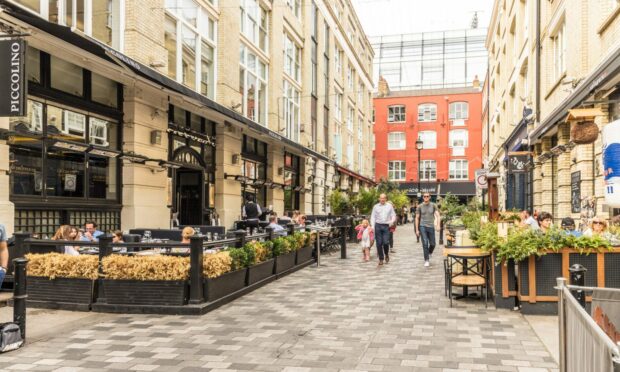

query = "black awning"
[[399, 181, 476, 196], [1, 1, 335, 165]]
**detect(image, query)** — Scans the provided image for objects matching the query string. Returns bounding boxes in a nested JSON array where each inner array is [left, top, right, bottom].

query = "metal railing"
[[556, 277, 620, 372]]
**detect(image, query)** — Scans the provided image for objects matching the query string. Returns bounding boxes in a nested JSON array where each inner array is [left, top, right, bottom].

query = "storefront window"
[[9, 100, 43, 133], [46, 149, 85, 198], [92, 73, 119, 108], [88, 155, 117, 200], [284, 152, 300, 212], [50, 56, 83, 97], [9, 145, 43, 196]]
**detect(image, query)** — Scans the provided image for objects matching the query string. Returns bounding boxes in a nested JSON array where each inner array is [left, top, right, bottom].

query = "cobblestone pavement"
[[0, 224, 558, 372]]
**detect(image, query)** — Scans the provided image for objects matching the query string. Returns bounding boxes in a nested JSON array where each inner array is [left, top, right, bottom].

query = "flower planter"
[[203, 269, 248, 302], [247, 259, 275, 285], [296, 244, 314, 265], [27, 277, 95, 310], [275, 252, 296, 274], [101, 279, 188, 306]]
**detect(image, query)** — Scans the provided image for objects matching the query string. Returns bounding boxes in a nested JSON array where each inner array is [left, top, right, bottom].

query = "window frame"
[[417, 103, 437, 122], [449, 129, 469, 148], [449, 102, 469, 120], [284, 33, 301, 82], [449, 159, 469, 180], [387, 105, 406, 123], [387, 132, 406, 150], [388, 160, 406, 181], [420, 160, 437, 181], [417, 130, 437, 149]]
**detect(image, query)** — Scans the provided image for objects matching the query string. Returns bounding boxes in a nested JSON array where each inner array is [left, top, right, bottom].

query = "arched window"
[[449, 102, 469, 120], [388, 105, 406, 122], [418, 104, 437, 122], [417, 131, 437, 149]]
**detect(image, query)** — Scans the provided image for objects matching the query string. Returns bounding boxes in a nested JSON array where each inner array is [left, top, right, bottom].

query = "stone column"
[[268, 143, 284, 216], [121, 84, 170, 230], [0, 117, 14, 234], [594, 106, 609, 217], [539, 138, 553, 214], [557, 123, 572, 221], [215, 124, 242, 228]]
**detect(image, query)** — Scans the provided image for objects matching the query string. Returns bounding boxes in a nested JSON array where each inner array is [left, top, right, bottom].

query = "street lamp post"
[[415, 139, 424, 202]]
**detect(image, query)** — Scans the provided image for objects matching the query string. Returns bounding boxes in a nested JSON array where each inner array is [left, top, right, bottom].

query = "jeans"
[[374, 223, 390, 261], [419, 225, 436, 261], [0, 268, 5, 288]]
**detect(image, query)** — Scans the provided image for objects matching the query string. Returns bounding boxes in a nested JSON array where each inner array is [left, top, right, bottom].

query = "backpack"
[[0, 323, 23, 352]]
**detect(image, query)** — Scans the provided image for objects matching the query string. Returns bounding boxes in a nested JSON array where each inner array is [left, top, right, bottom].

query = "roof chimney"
[[377, 76, 390, 97], [472, 75, 480, 88]]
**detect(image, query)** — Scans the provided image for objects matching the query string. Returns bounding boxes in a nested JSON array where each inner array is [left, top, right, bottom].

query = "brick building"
[[373, 79, 483, 202]]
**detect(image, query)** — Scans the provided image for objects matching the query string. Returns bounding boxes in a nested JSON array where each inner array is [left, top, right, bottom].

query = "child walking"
[[355, 219, 374, 262]]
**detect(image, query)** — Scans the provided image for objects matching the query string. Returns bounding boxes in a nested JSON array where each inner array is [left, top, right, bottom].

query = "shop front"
[[168, 105, 216, 226], [6, 45, 123, 237], [399, 181, 476, 203]]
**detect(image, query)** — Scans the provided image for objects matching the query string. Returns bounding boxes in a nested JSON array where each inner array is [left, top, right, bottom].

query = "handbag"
[[0, 323, 23, 352]]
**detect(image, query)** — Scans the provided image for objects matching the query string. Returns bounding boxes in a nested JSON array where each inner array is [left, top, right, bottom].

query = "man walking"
[[370, 193, 396, 266], [415, 193, 440, 267]]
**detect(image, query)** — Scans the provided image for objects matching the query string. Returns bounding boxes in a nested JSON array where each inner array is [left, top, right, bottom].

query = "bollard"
[[569, 263, 587, 309], [189, 236, 205, 304], [13, 257, 28, 342], [96, 235, 114, 303], [340, 226, 347, 259], [287, 223, 295, 236], [266, 226, 275, 241], [235, 230, 246, 248]]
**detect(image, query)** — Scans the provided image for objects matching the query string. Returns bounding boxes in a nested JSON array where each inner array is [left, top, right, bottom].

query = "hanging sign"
[[571, 171, 581, 213], [0, 38, 27, 117], [508, 153, 528, 173]]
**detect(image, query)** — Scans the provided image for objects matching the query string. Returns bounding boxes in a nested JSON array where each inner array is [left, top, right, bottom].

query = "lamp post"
[[415, 139, 424, 202]]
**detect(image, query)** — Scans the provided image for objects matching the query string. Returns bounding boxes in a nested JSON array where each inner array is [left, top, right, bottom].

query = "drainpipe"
[[532, 0, 542, 212]]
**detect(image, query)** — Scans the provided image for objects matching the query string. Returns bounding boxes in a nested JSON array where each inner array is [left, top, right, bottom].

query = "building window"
[[418, 104, 437, 122], [449, 159, 469, 180], [372, 108, 375, 122], [347, 65, 354, 89], [165, 3, 217, 98], [284, 152, 300, 212], [388, 105, 406, 122], [552, 22, 566, 82], [358, 143, 363, 171], [358, 116, 363, 139], [283, 80, 300, 142], [286, 0, 301, 18], [388, 132, 406, 150], [240, 0, 269, 53], [334, 45, 342, 77], [420, 160, 436, 181], [335, 92, 343, 122], [388, 161, 406, 181], [449, 102, 469, 120], [284, 34, 301, 82], [449, 129, 469, 148], [418, 131, 437, 149], [347, 106, 354, 131], [358, 79, 364, 104], [347, 134, 353, 167], [239, 45, 268, 125]]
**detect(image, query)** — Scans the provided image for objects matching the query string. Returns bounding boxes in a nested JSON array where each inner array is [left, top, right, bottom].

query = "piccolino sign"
[[0, 38, 26, 117]]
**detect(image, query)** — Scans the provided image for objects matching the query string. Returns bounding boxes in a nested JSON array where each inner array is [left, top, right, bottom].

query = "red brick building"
[[373, 81, 483, 201]]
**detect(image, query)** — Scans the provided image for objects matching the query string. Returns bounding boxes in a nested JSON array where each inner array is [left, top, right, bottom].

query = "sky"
[[351, 0, 494, 37]]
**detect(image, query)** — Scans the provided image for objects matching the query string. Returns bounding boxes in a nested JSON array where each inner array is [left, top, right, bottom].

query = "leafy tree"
[[387, 189, 409, 211], [376, 179, 399, 194], [328, 189, 353, 215], [353, 187, 380, 214], [437, 192, 466, 224]]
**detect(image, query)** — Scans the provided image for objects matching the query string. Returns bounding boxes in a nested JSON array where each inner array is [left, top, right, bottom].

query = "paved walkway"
[[0, 224, 558, 372]]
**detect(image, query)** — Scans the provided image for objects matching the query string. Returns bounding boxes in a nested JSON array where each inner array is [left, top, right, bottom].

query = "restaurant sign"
[[508, 152, 529, 173], [0, 38, 26, 117]]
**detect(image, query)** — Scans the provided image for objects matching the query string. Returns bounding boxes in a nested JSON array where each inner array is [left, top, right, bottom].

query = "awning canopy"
[[336, 165, 375, 185], [398, 182, 476, 196], [565, 107, 606, 121]]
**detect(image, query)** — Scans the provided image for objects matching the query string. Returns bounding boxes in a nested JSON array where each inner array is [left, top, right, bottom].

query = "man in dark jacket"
[[242, 194, 262, 234]]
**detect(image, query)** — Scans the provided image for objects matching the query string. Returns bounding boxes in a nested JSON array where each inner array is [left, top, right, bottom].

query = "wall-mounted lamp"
[[232, 154, 240, 165], [150, 130, 162, 145], [332, 174, 340, 183]]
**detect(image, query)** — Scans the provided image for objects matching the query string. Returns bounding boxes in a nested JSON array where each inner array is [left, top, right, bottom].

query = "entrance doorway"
[[175, 169, 203, 225]]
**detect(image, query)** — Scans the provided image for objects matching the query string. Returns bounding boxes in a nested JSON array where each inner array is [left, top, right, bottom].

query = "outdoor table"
[[446, 250, 491, 300]]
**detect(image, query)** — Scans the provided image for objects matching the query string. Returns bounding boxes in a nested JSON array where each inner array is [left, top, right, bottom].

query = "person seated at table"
[[561, 217, 582, 237], [520, 210, 539, 230], [537, 212, 553, 234], [583, 217, 608, 237], [52, 225, 80, 256], [69, 226, 83, 241], [297, 214, 307, 227], [80, 220, 104, 242], [181, 227, 195, 244], [267, 215, 286, 236], [112, 230, 124, 243]]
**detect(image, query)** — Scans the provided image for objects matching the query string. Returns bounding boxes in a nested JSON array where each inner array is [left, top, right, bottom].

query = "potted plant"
[[202, 251, 247, 302], [26, 253, 98, 310], [245, 241, 275, 285], [273, 236, 297, 275], [296, 232, 316, 265], [101, 255, 189, 306]]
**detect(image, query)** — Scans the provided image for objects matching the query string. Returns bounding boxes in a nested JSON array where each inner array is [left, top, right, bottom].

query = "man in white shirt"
[[370, 193, 396, 265], [520, 210, 539, 230]]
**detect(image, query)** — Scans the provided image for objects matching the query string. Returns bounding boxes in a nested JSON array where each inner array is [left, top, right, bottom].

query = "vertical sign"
[[571, 171, 581, 213], [0, 38, 26, 117], [475, 169, 488, 190]]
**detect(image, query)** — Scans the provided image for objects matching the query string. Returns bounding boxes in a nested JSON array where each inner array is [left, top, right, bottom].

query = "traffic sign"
[[475, 169, 488, 190]]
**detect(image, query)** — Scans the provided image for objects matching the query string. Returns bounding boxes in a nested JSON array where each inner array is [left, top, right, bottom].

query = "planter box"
[[247, 259, 274, 285], [491, 257, 517, 310], [275, 252, 296, 274], [102, 279, 188, 306], [296, 245, 314, 265], [27, 277, 95, 309], [203, 269, 247, 302]]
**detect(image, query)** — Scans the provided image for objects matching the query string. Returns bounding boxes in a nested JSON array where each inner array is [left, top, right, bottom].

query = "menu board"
[[571, 171, 581, 213]]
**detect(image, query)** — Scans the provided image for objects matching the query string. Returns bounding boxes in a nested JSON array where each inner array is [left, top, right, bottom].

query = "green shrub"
[[272, 237, 293, 256]]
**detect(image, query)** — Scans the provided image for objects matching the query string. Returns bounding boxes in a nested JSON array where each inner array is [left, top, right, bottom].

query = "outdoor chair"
[[447, 253, 491, 308]]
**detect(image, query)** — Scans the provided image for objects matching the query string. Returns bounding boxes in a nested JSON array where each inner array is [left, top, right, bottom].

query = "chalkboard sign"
[[571, 171, 581, 213]]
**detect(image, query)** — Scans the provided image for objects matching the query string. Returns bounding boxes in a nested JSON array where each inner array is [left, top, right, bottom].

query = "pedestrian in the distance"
[[410, 202, 419, 242], [370, 193, 396, 266], [415, 193, 440, 268]]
